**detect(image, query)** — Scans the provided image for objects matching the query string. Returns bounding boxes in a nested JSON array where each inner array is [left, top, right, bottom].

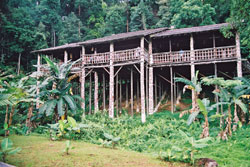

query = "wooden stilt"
[[140, 37, 146, 123], [89, 72, 92, 115], [154, 75, 157, 108], [136, 77, 139, 113], [81, 46, 85, 117], [119, 79, 122, 113], [149, 66, 154, 115], [36, 54, 41, 109], [148, 39, 154, 115], [173, 71, 176, 106], [102, 73, 106, 110], [116, 74, 119, 116], [190, 34, 196, 109], [94, 71, 99, 113], [109, 43, 114, 118], [64, 50, 68, 63], [146, 65, 149, 115], [131, 68, 134, 116], [214, 63, 219, 114], [125, 79, 128, 108], [236, 32, 242, 77], [170, 66, 174, 113]]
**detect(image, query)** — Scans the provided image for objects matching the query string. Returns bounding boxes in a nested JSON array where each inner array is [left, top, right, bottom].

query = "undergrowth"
[[33, 111, 250, 166]]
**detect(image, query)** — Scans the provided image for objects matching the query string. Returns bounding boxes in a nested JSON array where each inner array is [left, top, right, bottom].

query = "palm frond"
[[63, 95, 76, 111]]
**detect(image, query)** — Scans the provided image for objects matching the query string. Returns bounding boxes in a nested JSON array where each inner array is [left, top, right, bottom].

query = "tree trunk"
[[200, 115, 209, 138], [26, 103, 34, 130], [17, 53, 21, 75], [4, 105, 9, 137], [233, 103, 239, 131]]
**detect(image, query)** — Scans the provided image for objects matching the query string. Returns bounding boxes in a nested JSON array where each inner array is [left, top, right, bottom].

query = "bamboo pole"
[[109, 42, 114, 118], [94, 71, 99, 113], [214, 63, 219, 114]]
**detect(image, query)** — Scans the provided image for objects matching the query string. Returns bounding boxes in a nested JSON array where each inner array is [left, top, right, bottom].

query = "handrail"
[[152, 45, 237, 65]]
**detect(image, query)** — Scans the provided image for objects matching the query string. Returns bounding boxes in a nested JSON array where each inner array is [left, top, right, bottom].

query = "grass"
[[3, 135, 188, 167]]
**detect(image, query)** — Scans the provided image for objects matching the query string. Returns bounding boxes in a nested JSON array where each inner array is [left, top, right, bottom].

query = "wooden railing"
[[83, 48, 145, 66], [153, 50, 191, 64], [84, 52, 110, 65], [152, 46, 237, 65], [194, 46, 236, 61], [113, 48, 141, 63]]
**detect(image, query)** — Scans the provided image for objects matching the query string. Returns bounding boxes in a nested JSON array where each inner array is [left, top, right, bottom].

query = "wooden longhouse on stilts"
[[32, 23, 243, 122]]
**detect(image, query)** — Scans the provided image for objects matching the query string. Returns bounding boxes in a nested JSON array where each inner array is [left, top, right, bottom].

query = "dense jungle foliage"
[[0, 0, 250, 72]]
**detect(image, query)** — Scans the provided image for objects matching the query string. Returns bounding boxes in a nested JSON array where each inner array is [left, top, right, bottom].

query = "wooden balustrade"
[[194, 46, 236, 61], [152, 46, 236, 65], [113, 48, 141, 63], [153, 50, 191, 64], [84, 52, 110, 65]]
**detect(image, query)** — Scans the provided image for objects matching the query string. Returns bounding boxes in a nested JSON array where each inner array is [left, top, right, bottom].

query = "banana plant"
[[38, 56, 83, 120], [0, 138, 21, 162], [202, 77, 247, 139], [63, 140, 75, 155], [179, 130, 211, 164], [102, 133, 120, 149], [175, 71, 202, 117], [187, 98, 220, 138]]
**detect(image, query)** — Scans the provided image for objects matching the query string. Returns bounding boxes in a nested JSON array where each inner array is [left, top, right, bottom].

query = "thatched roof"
[[31, 43, 81, 54], [32, 27, 168, 54], [151, 23, 230, 38], [78, 27, 168, 46]]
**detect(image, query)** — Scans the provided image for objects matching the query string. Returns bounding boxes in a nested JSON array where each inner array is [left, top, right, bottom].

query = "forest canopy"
[[0, 0, 249, 72]]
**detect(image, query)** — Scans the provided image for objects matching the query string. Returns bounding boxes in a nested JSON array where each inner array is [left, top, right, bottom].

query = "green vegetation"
[[3, 135, 184, 167], [0, 138, 21, 162]]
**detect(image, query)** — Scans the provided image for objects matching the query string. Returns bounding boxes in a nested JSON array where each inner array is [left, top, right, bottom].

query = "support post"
[[119, 79, 122, 113], [131, 68, 134, 116], [140, 37, 146, 123], [148, 38, 154, 115], [136, 78, 140, 113], [64, 50, 68, 63], [236, 32, 242, 77], [109, 42, 114, 118], [89, 72, 92, 115], [214, 63, 219, 114], [94, 71, 99, 113], [146, 65, 149, 115], [81, 46, 85, 117], [170, 66, 174, 113], [154, 76, 157, 107], [190, 34, 196, 109], [36, 54, 41, 109], [125, 80, 128, 108], [116, 74, 119, 116], [102, 73, 106, 110]]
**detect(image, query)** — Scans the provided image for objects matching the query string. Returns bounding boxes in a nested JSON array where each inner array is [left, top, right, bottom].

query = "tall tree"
[[171, 0, 216, 28]]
